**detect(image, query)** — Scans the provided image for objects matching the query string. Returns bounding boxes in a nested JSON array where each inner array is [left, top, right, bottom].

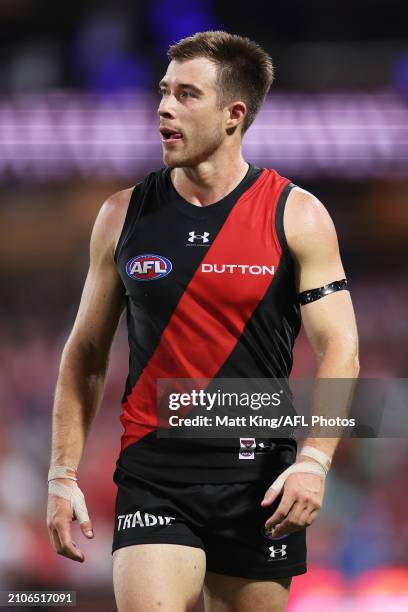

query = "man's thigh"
[[204, 572, 292, 612], [112, 543, 206, 612]]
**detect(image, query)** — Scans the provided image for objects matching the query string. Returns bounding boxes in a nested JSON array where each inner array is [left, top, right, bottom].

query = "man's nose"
[[158, 94, 176, 118]]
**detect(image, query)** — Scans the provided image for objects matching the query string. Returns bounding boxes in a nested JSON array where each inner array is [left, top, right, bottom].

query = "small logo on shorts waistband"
[[239, 437, 256, 460]]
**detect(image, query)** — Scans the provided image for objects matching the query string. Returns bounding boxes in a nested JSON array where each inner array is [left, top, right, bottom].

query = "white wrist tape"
[[299, 446, 331, 473], [48, 480, 90, 525], [268, 462, 326, 495], [48, 465, 78, 482]]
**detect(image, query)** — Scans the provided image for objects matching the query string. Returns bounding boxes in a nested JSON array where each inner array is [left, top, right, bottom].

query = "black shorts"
[[112, 467, 307, 580]]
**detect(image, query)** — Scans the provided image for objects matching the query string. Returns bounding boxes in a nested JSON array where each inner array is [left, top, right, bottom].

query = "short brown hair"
[[167, 30, 274, 133]]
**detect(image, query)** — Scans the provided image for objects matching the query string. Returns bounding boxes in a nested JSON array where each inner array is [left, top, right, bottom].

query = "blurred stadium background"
[[1, 0, 407, 610]]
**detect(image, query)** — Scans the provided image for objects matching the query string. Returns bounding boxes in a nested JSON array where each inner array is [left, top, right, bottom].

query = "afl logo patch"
[[126, 254, 172, 281]]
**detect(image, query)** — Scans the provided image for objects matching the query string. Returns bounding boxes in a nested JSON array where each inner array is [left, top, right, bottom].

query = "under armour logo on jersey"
[[188, 231, 210, 243], [268, 545, 287, 560]]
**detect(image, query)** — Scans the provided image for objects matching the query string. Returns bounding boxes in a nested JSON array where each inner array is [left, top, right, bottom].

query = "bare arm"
[[262, 186, 359, 535], [287, 187, 359, 460], [47, 187, 132, 561]]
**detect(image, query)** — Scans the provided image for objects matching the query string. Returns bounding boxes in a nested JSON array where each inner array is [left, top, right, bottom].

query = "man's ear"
[[225, 101, 247, 134]]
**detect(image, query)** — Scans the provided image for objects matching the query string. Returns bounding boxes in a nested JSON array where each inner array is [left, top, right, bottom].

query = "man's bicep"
[[68, 198, 127, 355], [301, 290, 358, 359], [285, 187, 345, 292], [285, 187, 357, 354], [70, 259, 125, 354]]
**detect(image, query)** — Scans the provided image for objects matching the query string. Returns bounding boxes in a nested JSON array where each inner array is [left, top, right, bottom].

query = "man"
[[47, 31, 359, 612]]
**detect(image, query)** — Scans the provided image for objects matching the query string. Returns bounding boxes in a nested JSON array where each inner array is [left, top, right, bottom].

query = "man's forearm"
[[50, 341, 109, 469], [300, 341, 360, 466]]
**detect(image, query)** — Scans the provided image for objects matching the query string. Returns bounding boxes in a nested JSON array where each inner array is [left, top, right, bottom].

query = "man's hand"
[[261, 458, 325, 538], [46, 478, 94, 562]]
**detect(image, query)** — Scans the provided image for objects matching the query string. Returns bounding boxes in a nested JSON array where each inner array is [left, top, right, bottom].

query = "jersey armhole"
[[113, 182, 142, 264], [275, 182, 296, 259]]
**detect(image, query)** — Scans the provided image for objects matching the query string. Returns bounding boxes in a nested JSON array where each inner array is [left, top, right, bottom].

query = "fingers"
[[50, 519, 85, 562], [47, 494, 89, 562], [268, 501, 313, 538], [266, 498, 322, 537], [261, 487, 278, 507], [307, 508, 320, 524], [72, 488, 91, 526], [296, 504, 319, 529], [261, 472, 287, 505], [264, 473, 324, 536], [264, 493, 296, 530], [80, 519, 94, 539]]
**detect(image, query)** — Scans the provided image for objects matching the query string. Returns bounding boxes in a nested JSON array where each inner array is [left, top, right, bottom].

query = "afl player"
[[47, 31, 359, 612]]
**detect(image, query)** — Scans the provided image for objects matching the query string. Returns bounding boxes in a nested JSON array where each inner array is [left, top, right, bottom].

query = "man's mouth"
[[159, 127, 183, 143]]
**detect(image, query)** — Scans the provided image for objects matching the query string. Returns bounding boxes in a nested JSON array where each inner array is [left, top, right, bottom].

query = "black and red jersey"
[[114, 163, 301, 483]]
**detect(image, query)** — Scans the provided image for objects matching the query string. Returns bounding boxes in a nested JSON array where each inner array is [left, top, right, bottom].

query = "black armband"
[[298, 279, 348, 305]]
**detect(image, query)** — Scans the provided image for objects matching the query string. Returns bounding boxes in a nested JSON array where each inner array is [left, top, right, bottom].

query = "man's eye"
[[180, 91, 194, 98]]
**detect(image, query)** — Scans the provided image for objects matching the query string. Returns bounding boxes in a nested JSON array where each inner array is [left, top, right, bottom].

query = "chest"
[[117, 198, 282, 311]]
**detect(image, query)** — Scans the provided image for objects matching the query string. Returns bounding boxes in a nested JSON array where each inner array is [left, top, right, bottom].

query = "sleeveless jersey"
[[114, 163, 301, 483]]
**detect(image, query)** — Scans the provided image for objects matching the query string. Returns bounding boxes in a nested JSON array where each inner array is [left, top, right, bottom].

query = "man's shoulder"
[[104, 167, 166, 213], [90, 187, 135, 263], [284, 186, 338, 261], [97, 169, 163, 259], [286, 185, 321, 217], [103, 186, 135, 216]]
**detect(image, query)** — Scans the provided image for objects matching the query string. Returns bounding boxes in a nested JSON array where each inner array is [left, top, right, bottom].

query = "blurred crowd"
[[1, 0, 408, 96]]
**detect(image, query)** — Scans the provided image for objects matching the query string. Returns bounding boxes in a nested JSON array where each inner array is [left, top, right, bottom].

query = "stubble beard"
[[164, 125, 224, 169]]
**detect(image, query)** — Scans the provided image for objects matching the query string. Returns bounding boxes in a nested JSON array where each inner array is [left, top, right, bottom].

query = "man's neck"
[[171, 155, 249, 207]]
